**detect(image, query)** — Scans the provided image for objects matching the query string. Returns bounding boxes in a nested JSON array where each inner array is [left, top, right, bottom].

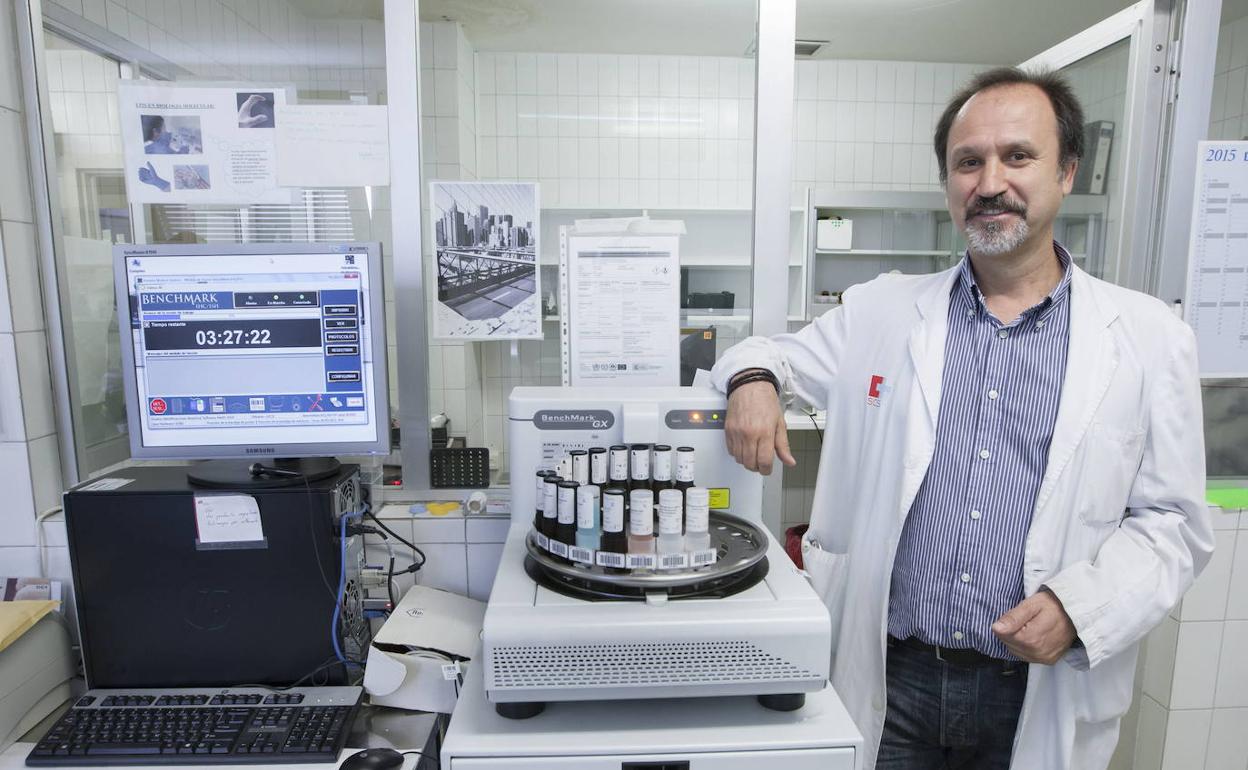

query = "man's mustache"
[[967, 195, 1027, 219]]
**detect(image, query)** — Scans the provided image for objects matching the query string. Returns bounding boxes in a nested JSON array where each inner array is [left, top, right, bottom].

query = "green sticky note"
[[1206, 484, 1248, 509]]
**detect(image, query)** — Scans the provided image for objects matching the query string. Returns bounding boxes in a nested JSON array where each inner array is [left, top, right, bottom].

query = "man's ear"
[[1059, 159, 1078, 194]]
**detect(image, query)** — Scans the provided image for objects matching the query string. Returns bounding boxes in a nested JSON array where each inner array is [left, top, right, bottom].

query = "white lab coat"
[[711, 263, 1212, 770]]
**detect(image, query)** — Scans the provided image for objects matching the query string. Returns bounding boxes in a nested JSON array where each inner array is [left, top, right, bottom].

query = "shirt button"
[[970, 510, 982, 520], [952, 631, 965, 641], [1037, 320, 1046, 328], [978, 448, 990, 460], [997, 329, 1009, 339], [988, 389, 999, 400], [961, 573, 971, 583], [967, 308, 975, 318]]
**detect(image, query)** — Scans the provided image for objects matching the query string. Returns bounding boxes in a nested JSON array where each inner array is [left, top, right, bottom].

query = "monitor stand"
[[186, 458, 342, 489]]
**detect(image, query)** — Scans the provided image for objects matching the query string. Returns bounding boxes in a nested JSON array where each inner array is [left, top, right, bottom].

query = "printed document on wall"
[[430, 181, 541, 340], [118, 82, 291, 205], [1185, 141, 1248, 377], [566, 234, 680, 386], [276, 105, 390, 188]]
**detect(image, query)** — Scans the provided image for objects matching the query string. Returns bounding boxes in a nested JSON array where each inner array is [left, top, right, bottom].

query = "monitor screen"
[[115, 242, 389, 459]]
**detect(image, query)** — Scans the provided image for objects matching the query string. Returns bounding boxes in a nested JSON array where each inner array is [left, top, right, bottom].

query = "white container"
[[816, 218, 853, 250]]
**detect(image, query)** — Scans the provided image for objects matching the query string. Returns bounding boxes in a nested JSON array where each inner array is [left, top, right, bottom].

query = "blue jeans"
[[876, 638, 1029, 770]]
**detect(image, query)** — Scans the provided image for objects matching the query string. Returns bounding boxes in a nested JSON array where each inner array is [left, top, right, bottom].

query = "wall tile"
[[1227, 530, 1248, 620], [0, 2, 22, 113], [1144, 615, 1180, 707], [0, 441, 34, 546], [0, 545, 40, 576], [412, 514, 466, 544], [1159, 708, 1211, 770], [1134, 695, 1166, 770], [0, 333, 22, 442], [1214, 621, 1248, 708], [414, 542, 468, 596], [1170, 620, 1224, 709], [27, 432, 62, 514], [1205, 707, 1248, 770], [1181, 530, 1237, 621], [15, 330, 55, 439], [0, 109, 33, 223], [466, 542, 504, 601], [466, 516, 508, 544]]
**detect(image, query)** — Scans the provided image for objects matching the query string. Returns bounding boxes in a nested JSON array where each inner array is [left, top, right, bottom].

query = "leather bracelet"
[[727, 369, 780, 397]]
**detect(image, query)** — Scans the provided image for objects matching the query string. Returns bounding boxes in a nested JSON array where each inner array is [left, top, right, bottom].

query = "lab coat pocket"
[[801, 535, 850, 646], [1076, 422, 1146, 527], [1073, 646, 1137, 723]]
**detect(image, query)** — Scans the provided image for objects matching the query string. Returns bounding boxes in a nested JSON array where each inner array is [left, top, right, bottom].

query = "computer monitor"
[[115, 242, 389, 482]]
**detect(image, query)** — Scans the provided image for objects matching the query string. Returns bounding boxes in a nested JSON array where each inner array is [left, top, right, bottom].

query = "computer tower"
[[63, 465, 368, 689]]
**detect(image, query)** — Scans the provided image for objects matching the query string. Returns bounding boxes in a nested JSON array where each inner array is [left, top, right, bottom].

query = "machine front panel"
[[451, 748, 855, 769]]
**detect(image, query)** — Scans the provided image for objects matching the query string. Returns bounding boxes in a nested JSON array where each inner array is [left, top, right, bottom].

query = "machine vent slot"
[[490, 640, 818, 689]]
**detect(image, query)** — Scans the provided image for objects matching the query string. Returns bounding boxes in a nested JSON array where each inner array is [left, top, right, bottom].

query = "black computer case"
[[63, 465, 367, 689]]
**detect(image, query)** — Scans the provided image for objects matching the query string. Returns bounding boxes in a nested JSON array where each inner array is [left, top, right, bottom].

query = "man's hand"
[[991, 589, 1078, 665], [725, 379, 796, 475]]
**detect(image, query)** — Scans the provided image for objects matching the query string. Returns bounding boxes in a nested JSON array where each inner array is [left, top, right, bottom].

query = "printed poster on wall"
[[431, 181, 541, 340], [118, 81, 291, 205], [563, 233, 681, 386], [1184, 141, 1248, 377]]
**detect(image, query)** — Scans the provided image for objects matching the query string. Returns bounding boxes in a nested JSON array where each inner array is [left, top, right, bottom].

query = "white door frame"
[[1022, 0, 1220, 298]]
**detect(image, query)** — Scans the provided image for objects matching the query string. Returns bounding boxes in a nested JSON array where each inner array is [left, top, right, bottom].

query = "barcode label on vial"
[[596, 551, 627, 568], [569, 546, 595, 564], [659, 553, 689, 570], [626, 553, 657, 570], [534, 532, 550, 550], [549, 540, 569, 558], [691, 549, 718, 567]]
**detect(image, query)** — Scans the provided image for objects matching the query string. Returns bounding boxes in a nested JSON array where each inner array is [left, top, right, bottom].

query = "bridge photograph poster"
[[430, 181, 541, 340]]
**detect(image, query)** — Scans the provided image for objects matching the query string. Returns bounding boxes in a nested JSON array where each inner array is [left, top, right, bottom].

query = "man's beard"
[[964, 194, 1029, 257]]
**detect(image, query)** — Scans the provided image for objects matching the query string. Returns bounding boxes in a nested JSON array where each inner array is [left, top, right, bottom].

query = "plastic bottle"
[[684, 486, 711, 554], [575, 484, 601, 551], [656, 488, 685, 559]]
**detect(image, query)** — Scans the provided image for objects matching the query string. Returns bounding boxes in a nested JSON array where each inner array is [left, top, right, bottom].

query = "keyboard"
[[26, 687, 362, 766]]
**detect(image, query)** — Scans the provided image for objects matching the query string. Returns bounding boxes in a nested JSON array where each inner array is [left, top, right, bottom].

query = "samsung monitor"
[[115, 242, 389, 483]]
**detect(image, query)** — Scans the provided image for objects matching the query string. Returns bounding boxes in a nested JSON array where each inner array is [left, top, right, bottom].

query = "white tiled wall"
[[1137, 506, 1248, 769], [476, 53, 994, 210], [0, 0, 68, 619]]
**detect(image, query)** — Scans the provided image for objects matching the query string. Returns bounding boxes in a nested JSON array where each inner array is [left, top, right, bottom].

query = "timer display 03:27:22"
[[193, 328, 272, 346]]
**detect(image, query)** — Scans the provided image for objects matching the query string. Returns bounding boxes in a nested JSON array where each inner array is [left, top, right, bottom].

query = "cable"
[[365, 510, 427, 569], [334, 511, 365, 668], [35, 505, 63, 579], [400, 749, 439, 767], [807, 409, 823, 444], [308, 474, 338, 604], [233, 656, 349, 691]]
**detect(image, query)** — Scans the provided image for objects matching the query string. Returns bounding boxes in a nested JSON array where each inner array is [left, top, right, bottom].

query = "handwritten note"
[[276, 105, 390, 188], [194, 495, 264, 544]]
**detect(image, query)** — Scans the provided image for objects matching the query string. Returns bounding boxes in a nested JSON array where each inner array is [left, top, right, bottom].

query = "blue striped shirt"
[[887, 244, 1073, 660]]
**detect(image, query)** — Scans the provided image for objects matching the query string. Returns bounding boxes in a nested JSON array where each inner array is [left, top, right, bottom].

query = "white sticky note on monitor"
[[194, 495, 265, 545]]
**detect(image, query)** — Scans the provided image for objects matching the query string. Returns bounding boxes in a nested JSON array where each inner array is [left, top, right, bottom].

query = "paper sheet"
[[1184, 141, 1248, 376], [118, 81, 291, 205], [0, 600, 59, 655], [194, 495, 265, 544], [276, 105, 390, 187], [565, 233, 681, 386]]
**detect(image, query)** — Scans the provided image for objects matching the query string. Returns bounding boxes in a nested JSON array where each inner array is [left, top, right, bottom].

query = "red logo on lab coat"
[[867, 375, 886, 407]]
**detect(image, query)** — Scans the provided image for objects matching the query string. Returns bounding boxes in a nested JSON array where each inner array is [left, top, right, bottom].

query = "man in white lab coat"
[[712, 67, 1212, 769]]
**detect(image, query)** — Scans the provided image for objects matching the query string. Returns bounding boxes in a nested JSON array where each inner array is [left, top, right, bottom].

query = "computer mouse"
[[340, 747, 406, 770]]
